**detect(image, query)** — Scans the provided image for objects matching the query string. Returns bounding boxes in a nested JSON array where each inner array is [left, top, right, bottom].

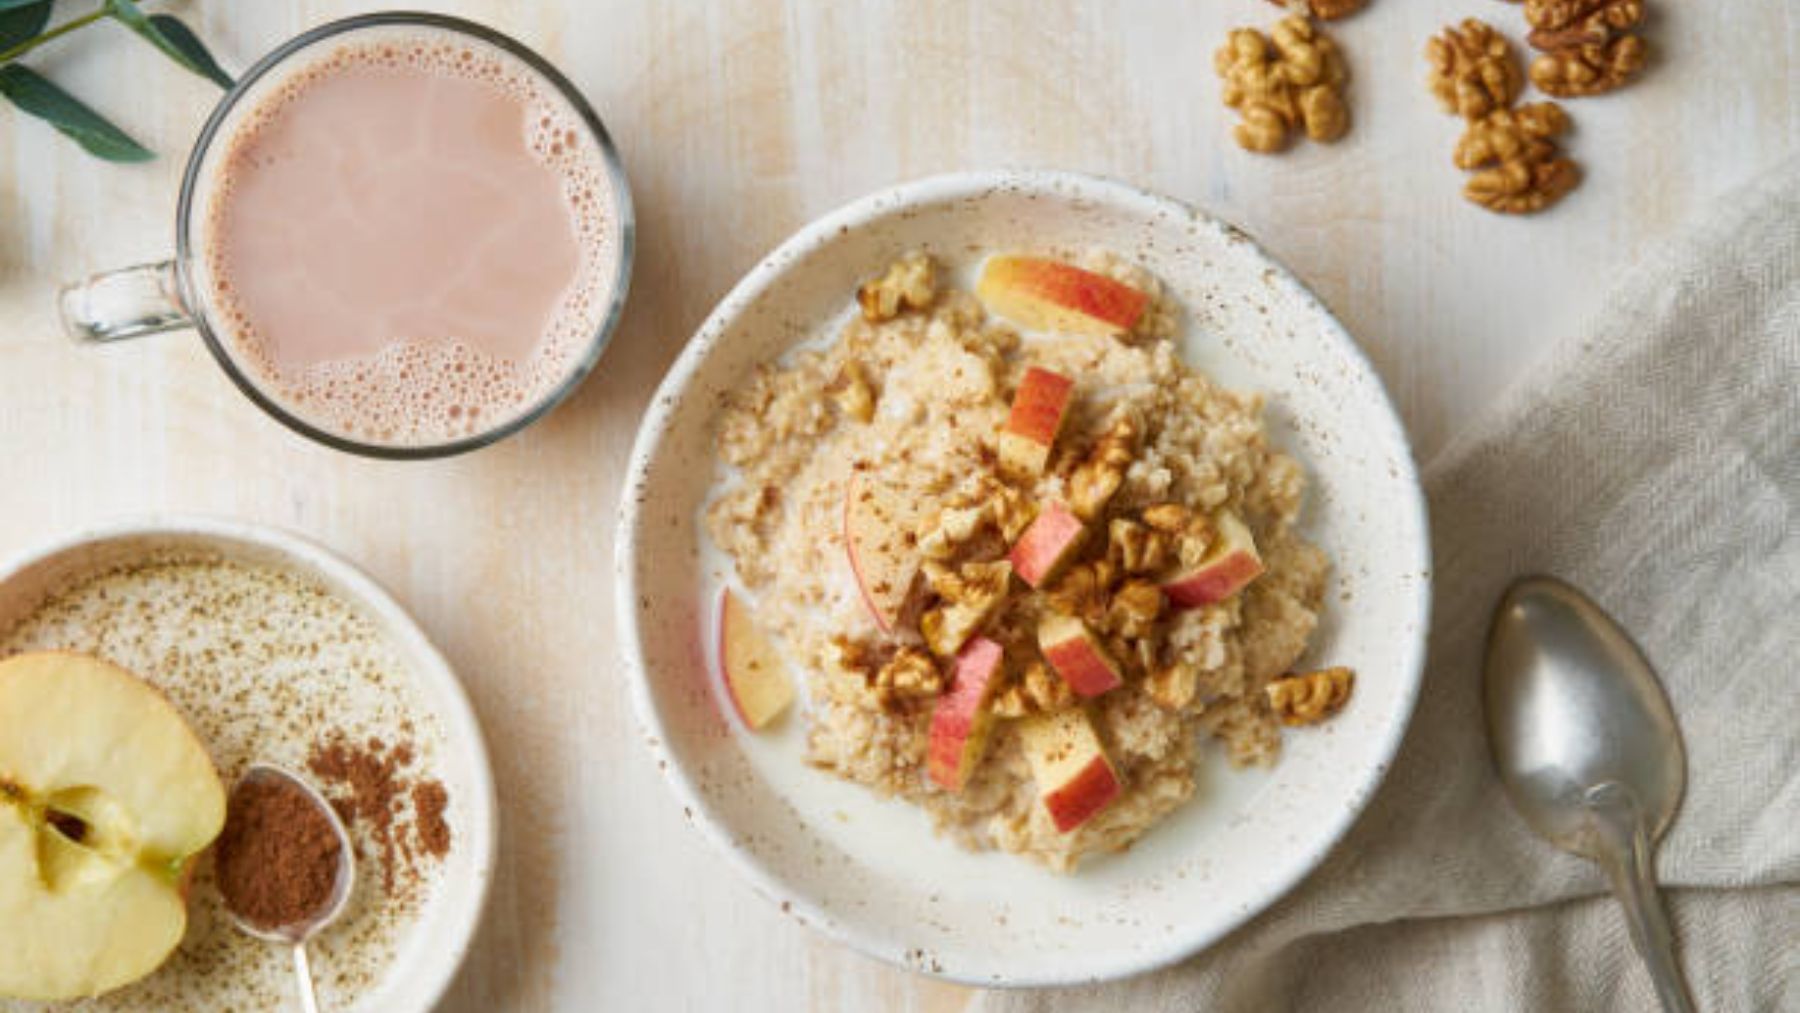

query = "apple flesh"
[[976, 255, 1149, 338], [926, 637, 1006, 792], [1037, 615, 1124, 698], [1161, 511, 1265, 610], [1019, 707, 1122, 833], [718, 590, 796, 730], [997, 367, 1075, 476], [0, 651, 226, 1001], [843, 471, 924, 632], [1007, 501, 1087, 588]]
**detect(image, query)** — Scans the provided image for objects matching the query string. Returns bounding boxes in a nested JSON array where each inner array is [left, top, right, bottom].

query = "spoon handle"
[[1588, 784, 1696, 1013], [294, 943, 322, 1013]]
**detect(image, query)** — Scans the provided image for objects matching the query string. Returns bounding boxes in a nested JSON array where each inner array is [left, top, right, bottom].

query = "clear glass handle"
[[57, 260, 193, 342]]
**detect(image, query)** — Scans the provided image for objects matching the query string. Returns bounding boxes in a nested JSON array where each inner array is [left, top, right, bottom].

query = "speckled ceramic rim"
[[174, 11, 636, 460], [0, 514, 498, 1011], [615, 169, 1432, 986]]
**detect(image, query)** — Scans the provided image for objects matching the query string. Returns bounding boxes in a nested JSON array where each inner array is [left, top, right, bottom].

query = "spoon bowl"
[[1484, 575, 1695, 1013]]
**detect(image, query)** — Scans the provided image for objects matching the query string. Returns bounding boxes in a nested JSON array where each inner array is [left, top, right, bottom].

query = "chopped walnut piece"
[[826, 361, 876, 423], [1107, 519, 1171, 576], [1266, 666, 1355, 725], [919, 560, 1012, 657], [873, 647, 945, 708], [1106, 579, 1165, 640], [1139, 503, 1193, 534], [1068, 412, 1140, 521], [1529, 35, 1647, 97], [1425, 19, 1524, 119], [1215, 17, 1351, 153], [856, 252, 937, 322], [991, 661, 1075, 719], [918, 503, 990, 561], [1146, 662, 1200, 711], [1043, 559, 1119, 626], [1265, 0, 1367, 21], [1455, 103, 1580, 214]]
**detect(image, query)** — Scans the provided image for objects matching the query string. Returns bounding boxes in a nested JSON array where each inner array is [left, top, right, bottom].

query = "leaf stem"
[[0, 6, 111, 66]]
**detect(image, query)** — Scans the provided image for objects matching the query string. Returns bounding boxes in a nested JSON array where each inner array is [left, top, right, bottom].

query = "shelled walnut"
[[1146, 662, 1200, 711], [856, 252, 936, 322], [1043, 559, 1119, 626], [1456, 103, 1581, 214], [872, 647, 945, 709], [1215, 16, 1351, 154], [826, 361, 876, 423], [1521, 0, 1648, 97], [1105, 579, 1165, 641], [1266, 667, 1354, 725], [1425, 19, 1523, 119], [1264, 0, 1368, 21], [1068, 411, 1140, 520], [1107, 518, 1171, 575], [919, 560, 1012, 657]]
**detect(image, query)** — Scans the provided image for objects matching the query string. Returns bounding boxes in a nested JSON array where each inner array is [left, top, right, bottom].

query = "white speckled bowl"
[[0, 516, 495, 1012], [616, 171, 1429, 986]]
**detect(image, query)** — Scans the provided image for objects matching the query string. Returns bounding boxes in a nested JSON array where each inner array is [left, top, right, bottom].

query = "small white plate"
[[0, 515, 495, 1012], [616, 170, 1430, 986]]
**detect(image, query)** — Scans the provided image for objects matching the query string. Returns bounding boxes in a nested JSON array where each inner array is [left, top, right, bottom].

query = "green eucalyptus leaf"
[[145, 13, 232, 88], [0, 64, 152, 161], [0, 1, 52, 49], [105, 0, 230, 89]]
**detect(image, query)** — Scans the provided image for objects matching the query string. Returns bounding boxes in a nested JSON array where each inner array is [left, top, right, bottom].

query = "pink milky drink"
[[60, 14, 632, 456]]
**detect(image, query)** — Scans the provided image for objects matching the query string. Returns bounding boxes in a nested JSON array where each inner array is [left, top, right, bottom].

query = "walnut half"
[[1215, 17, 1351, 154], [1456, 103, 1580, 214], [1265, 0, 1368, 21], [1425, 18, 1523, 120], [1266, 666, 1355, 725], [857, 252, 937, 322], [1522, 0, 1647, 98]]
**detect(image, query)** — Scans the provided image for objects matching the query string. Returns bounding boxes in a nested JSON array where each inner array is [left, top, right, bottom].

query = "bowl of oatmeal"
[[616, 171, 1428, 985]]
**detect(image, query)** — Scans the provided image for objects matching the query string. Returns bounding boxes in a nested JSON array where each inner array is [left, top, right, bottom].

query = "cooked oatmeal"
[[705, 251, 1334, 871]]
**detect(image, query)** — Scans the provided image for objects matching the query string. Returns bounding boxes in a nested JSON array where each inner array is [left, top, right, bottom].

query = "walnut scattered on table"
[[1425, 18, 1581, 215], [1426, 18, 1524, 119], [1265, 666, 1355, 725], [1456, 103, 1581, 214], [1215, 16, 1351, 154], [1519, 0, 1649, 97]]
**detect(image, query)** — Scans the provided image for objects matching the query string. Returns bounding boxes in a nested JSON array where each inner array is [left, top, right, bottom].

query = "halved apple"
[[1007, 500, 1087, 588], [718, 590, 796, 730], [0, 651, 226, 1001], [844, 470, 925, 632], [926, 637, 1006, 791], [1037, 615, 1124, 698], [1019, 707, 1122, 833], [976, 255, 1149, 338], [997, 367, 1075, 476], [1161, 511, 1265, 609]]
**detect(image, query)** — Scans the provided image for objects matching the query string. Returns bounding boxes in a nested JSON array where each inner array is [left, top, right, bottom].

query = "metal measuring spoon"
[[1484, 576, 1696, 1013], [223, 764, 355, 1013]]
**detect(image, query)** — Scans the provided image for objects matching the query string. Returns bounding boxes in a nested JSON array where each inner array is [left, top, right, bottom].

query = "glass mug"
[[57, 12, 634, 459]]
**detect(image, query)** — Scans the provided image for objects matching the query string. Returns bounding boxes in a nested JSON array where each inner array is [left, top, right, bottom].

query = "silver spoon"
[[1484, 575, 1695, 1013], [225, 764, 355, 1013]]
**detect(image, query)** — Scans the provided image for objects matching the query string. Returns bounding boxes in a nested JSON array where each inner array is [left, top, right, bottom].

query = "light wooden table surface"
[[1, 1, 1792, 1010]]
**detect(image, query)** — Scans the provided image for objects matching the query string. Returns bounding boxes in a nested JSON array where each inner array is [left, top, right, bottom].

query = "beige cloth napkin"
[[982, 158, 1800, 1012]]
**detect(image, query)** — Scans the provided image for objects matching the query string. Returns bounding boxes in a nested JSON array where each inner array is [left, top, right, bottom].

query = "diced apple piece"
[[976, 255, 1149, 338], [718, 590, 796, 730], [0, 651, 226, 1001], [1007, 501, 1087, 588], [997, 367, 1075, 476], [926, 638, 1007, 791], [1161, 511, 1265, 609], [843, 471, 924, 632], [1037, 615, 1124, 698], [1019, 707, 1122, 833]]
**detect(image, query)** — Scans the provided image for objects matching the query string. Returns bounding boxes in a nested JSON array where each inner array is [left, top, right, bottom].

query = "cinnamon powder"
[[307, 735, 451, 895], [215, 776, 343, 930]]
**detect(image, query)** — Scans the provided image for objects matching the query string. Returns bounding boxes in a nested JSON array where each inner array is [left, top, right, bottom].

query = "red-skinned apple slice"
[[926, 637, 1007, 791], [1161, 510, 1265, 609], [1007, 501, 1087, 588], [998, 367, 1075, 476], [844, 471, 924, 631], [718, 590, 796, 729], [1038, 615, 1124, 697], [1019, 707, 1122, 832], [976, 255, 1149, 338]]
